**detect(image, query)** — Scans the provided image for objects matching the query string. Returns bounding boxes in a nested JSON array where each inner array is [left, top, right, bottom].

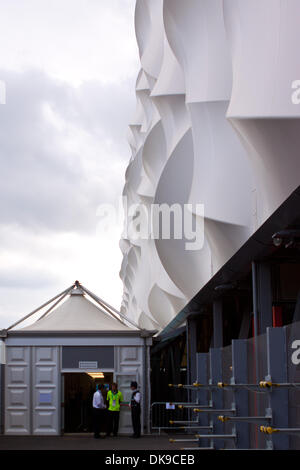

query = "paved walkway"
[[0, 433, 192, 450]]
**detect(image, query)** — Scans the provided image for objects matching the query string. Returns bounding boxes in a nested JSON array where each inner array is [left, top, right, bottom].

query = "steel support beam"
[[265, 327, 289, 449], [232, 339, 250, 449], [209, 348, 224, 449], [196, 353, 209, 448], [213, 300, 223, 348], [255, 262, 273, 335], [186, 316, 197, 385]]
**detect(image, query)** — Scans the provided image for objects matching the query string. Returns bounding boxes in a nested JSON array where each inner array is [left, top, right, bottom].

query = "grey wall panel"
[[62, 346, 114, 369], [115, 346, 144, 435], [32, 347, 59, 435], [5, 346, 30, 435], [0, 364, 4, 434], [6, 336, 145, 347]]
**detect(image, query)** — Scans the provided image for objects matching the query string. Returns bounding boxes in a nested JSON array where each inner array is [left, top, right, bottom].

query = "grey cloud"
[[74, 78, 136, 154], [0, 266, 57, 290], [0, 68, 135, 233]]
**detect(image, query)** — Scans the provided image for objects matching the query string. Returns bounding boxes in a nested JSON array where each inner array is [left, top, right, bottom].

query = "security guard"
[[106, 382, 123, 436], [130, 381, 141, 438]]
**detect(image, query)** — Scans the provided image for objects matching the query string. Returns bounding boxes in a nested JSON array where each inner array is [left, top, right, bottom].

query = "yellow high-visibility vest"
[[107, 390, 123, 411]]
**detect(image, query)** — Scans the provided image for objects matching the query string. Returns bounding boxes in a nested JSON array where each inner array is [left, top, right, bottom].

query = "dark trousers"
[[107, 410, 120, 436], [93, 408, 106, 436], [131, 407, 141, 437]]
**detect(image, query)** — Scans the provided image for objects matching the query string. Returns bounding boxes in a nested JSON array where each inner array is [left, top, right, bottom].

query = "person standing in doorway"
[[129, 381, 141, 438], [92, 384, 106, 438], [106, 382, 123, 437]]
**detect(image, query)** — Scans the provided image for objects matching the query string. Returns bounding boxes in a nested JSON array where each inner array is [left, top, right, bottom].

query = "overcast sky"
[[0, 0, 139, 328]]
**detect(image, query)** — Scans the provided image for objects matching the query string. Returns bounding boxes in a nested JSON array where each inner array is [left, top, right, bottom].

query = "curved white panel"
[[224, 0, 300, 224], [119, 0, 298, 330]]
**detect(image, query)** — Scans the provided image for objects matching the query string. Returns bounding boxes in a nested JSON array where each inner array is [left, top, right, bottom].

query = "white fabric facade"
[[120, 0, 300, 330]]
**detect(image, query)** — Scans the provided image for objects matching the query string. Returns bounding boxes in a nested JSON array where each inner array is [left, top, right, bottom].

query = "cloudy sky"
[[0, 0, 139, 328]]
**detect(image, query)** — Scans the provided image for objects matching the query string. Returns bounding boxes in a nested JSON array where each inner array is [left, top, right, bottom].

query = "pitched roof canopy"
[[6, 281, 142, 334]]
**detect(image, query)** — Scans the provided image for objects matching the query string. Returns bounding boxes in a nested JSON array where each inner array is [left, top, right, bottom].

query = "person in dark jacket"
[[129, 381, 141, 438]]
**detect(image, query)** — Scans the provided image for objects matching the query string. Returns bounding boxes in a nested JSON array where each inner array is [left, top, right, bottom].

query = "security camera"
[[272, 229, 300, 248], [272, 236, 282, 247]]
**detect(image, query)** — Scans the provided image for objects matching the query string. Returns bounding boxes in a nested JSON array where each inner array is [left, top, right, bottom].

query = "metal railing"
[[150, 402, 197, 435]]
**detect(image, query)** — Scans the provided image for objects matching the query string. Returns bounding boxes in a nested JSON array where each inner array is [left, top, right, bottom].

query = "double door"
[[5, 346, 59, 435]]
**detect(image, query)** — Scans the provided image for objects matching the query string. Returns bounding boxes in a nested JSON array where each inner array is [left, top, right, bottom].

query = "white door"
[[5, 347, 30, 435], [32, 347, 59, 435], [115, 372, 138, 435]]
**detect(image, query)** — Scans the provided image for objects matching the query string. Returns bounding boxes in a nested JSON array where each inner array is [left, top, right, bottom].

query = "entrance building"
[[0, 281, 155, 435]]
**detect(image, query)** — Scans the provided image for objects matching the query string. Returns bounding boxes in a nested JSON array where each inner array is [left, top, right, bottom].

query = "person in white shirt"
[[92, 384, 106, 438]]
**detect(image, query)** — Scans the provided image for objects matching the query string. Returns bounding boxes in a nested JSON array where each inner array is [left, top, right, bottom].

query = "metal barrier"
[[165, 324, 300, 450], [150, 402, 203, 435]]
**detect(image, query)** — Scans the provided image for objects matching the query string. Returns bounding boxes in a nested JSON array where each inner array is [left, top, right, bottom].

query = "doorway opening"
[[62, 372, 113, 433]]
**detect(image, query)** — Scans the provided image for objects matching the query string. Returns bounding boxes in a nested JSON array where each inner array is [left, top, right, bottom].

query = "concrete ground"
[[0, 433, 195, 450]]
